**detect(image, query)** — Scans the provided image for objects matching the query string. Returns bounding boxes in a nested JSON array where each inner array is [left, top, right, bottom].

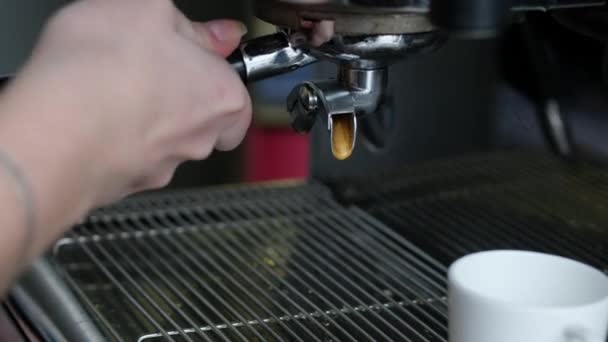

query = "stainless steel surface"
[[269, 0, 605, 11], [15, 259, 105, 342], [48, 182, 448, 341], [253, 0, 605, 36], [298, 85, 318, 112], [11, 286, 66, 342], [260, 0, 431, 12], [0, 304, 26, 342], [288, 68, 386, 157], [232, 30, 436, 160], [19, 152, 608, 341], [310, 33, 443, 69], [231, 29, 440, 158], [339, 67, 387, 116], [342, 152, 608, 275], [544, 99, 572, 157], [231, 19, 441, 161], [254, 0, 434, 35], [238, 32, 318, 83], [512, 0, 605, 11]]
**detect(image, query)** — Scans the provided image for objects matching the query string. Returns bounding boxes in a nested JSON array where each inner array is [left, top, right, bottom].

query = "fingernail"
[[208, 20, 248, 42]]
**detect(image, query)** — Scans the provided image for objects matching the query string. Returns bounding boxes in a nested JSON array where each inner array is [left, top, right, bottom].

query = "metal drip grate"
[[356, 152, 608, 271], [53, 183, 449, 342], [43, 151, 608, 341]]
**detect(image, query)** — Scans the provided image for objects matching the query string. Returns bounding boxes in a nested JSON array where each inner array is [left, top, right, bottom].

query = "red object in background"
[[245, 126, 310, 182]]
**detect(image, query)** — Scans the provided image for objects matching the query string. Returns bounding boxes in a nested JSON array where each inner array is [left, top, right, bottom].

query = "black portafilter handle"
[[226, 32, 318, 84]]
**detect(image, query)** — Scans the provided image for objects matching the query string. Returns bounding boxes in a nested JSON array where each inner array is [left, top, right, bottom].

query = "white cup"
[[448, 250, 608, 342]]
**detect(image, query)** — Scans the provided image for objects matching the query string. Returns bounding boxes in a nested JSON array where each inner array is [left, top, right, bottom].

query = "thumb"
[[191, 20, 247, 57]]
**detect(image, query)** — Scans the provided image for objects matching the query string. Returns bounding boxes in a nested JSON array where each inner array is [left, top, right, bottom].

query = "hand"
[[1, 0, 251, 212], [287, 0, 335, 45], [303, 20, 335, 46], [0, 0, 252, 289]]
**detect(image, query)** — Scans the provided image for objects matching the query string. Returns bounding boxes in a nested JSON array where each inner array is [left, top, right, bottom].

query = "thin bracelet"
[[0, 151, 37, 263]]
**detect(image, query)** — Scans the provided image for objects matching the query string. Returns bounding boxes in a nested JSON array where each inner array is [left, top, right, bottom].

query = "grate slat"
[[300, 214, 448, 338], [143, 214, 266, 342], [156, 212, 296, 342], [277, 217, 425, 339], [242, 220, 396, 342], [109, 217, 230, 342], [362, 152, 608, 272], [66, 230, 177, 341], [57, 183, 447, 341], [211, 199, 417, 341], [220, 221, 361, 341], [88, 221, 204, 342], [184, 212, 326, 342], [57, 268, 125, 342]]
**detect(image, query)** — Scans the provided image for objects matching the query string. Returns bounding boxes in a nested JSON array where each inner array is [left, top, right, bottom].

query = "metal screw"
[[299, 85, 319, 112]]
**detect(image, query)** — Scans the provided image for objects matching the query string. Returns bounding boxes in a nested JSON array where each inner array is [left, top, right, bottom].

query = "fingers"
[[190, 20, 247, 57], [299, 20, 335, 46], [174, 58, 252, 154], [215, 91, 252, 152], [311, 20, 335, 46], [215, 112, 252, 151], [173, 17, 252, 151], [131, 158, 181, 193]]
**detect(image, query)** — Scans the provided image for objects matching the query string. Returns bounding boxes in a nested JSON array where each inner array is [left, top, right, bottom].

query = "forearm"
[[0, 164, 32, 292], [0, 76, 98, 292], [0, 0, 253, 293]]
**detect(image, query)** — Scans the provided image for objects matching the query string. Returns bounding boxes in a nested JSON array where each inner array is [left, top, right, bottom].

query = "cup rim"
[[448, 250, 608, 310]]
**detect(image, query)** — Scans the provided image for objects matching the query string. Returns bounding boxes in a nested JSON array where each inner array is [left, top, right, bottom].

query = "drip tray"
[[15, 152, 608, 342], [342, 152, 608, 273], [21, 183, 448, 342]]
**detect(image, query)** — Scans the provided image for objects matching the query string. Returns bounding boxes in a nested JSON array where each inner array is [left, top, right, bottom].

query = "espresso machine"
[[8, 1, 608, 341]]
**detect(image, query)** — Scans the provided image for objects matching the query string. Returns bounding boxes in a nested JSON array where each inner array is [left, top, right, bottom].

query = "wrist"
[[0, 74, 100, 244], [0, 152, 35, 264]]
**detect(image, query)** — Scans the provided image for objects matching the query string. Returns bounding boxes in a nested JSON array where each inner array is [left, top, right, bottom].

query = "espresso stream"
[[331, 114, 355, 160]]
